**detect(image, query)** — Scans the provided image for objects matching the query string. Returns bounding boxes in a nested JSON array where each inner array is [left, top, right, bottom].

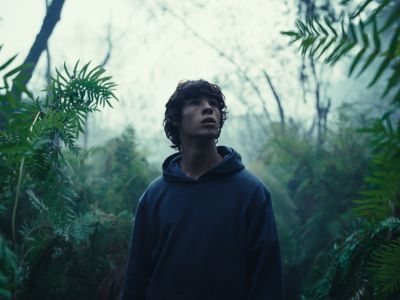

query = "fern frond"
[[282, 1, 400, 100], [26, 189, 48, 212], [66, 209, 96, 245], [370, 238, 400, 294]]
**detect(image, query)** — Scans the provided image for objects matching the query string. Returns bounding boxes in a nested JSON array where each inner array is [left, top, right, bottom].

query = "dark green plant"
[[282, 0, 400, 298], [257, 110, 370, 298], [282, 0, 399, 101], [0, 47, 118, 299], [0, 235, 18, 300]]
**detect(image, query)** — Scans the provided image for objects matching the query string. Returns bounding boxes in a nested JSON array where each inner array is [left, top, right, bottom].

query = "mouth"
[[201, 117, 216, 124]]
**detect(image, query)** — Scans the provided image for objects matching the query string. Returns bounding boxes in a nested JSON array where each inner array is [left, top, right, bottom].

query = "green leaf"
[[351, 0, 373, 19], [348, 19, 358, 43], [317, 37, 336, 59], [78, 61, 91, 78], [63, 62, 72, 79], [3, 65, 25, 89], [325, 39, 346, 64], [372, 19, 381, 52], [314, 17, 328, 36], [324, 16, 338, 37], [55, 68, 68, 84], [367, 56, 391, 87], [382, 62, 400, 97], [72, 60, 80, 77], [365, 0, 392, 25], [356, 49, 378, 78], [0, 54, 17, 72], [281, 31, 299, 37], [380, 4, 400, 33], [311, 37, 327, 57], [349, 43, 368, 76], [370, 238, 400, 293], [368, 27, 400, 87]]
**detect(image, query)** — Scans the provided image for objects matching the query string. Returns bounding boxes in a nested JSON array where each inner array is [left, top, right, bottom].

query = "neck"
[[179, 139, 223, 180]]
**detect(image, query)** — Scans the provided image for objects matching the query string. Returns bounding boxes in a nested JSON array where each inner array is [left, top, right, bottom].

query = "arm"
[[121, 195, 151, 300], [246, 188, 284, 300]]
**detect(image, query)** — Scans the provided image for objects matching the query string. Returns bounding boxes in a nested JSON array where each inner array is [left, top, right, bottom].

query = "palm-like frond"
[[283, 1, 400, 298], [370, 238, 400, 294], [65, 209, 96, 245], [353, 114, 400, 220], [282, 0, 400, 100]]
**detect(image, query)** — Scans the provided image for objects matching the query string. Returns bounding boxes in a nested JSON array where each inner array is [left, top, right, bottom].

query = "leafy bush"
[[282, 0, 400, 298]]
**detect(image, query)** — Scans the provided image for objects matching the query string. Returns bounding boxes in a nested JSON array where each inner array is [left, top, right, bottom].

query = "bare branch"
[[263, 70, 285, 127], [158, 1, 272, 123], [101, 23, 113, 68], [44, 0, 52, 87], [13, 0, 65, 98]]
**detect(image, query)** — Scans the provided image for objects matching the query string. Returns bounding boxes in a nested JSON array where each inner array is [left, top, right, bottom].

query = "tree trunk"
[[12, 0, 65, 99]]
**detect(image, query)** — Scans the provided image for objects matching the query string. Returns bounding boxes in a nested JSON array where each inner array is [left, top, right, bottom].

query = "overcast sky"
[[1, 0, 376, 164]]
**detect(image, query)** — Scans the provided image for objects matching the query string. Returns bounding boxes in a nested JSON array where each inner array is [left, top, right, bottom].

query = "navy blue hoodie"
[[121, 146, 283, 300]]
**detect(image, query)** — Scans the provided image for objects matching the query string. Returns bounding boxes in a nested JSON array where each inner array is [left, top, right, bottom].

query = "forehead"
[[184, 96, 217, 103]]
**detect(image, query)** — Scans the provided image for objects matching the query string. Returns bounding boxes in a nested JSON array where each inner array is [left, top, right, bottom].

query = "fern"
[[370, 238, 400, 294], [65, 209, 96, 245], [354, 113, 400, 220], [0, 48, 119, 299], [0, 235, 19, 300], [282, 1, 400, 298], [281, 0, 400, 100]]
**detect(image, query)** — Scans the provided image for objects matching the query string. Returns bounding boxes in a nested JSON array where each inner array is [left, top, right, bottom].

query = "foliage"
[[0, 235, 18, 300], [282, 0, 399, 101], [0, 47, 144, 299], [257, 109, 370, 299], [282, 0, 400, 298], [0, 43, 158, 299], [85, 125, 159, 214]]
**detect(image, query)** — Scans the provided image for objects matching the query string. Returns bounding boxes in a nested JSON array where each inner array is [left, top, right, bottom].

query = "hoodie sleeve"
[[246, 188, 284, 300], [121, 194, 151, 300]]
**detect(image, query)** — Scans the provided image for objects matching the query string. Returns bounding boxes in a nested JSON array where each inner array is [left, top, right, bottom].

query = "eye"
[[188, 99, 200, 106], [209, 100, 218, 107]]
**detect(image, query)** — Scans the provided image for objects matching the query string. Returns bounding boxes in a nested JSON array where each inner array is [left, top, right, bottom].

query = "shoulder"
[[147, 175, 165, 192], [138, 175, 166, 204], [232, 168, 271, 199]]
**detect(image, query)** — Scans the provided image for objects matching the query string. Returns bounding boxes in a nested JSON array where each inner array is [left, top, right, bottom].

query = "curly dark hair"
[[163, 79, 228, 151]]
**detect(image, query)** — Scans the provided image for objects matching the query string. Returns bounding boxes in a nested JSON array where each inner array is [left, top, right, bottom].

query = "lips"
[[201, 117, 216, 124]]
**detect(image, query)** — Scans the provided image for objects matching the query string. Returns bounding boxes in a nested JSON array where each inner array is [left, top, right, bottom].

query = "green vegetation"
[[275, 0, 400, 298], [0, 52, 157, 299], [0, 0, 398, 298]]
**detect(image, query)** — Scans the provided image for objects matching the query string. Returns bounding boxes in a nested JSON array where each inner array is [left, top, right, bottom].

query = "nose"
[[202, 100, 213, 115]]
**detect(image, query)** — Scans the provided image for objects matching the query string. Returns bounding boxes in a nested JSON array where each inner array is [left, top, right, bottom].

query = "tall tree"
[[12, 0, 65, 99]]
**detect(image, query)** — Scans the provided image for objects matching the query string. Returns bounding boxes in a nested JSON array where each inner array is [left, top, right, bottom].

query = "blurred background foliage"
[[0, 0, 399, 299]]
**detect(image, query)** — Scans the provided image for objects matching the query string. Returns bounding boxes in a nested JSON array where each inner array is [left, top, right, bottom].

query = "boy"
[[121, 80, 283, 300]]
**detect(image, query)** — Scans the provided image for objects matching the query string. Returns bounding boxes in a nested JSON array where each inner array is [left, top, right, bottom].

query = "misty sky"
[[0, 0, 376, 164]]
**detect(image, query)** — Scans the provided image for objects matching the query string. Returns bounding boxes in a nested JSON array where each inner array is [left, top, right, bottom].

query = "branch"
[[12, 0, 65, 98], [44, 0, 52, 87], [263, 70, 285, 127], [159, 2, 272, 123], [101, 23, 113, 68]]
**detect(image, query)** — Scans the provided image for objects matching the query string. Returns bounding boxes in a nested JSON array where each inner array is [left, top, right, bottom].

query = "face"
[[178, 96, 221, 143]]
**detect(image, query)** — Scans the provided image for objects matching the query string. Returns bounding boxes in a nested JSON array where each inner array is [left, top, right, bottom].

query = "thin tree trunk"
[[12, 0, 65, 99], [45, 0, 52, 87], [263, 70, 285, 128], [83, 22, 114, 150]]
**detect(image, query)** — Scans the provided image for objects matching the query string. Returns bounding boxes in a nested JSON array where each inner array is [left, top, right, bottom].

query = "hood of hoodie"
[[162, 146, 245, 182]]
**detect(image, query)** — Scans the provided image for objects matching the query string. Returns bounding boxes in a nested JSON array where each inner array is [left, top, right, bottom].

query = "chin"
[[191, 131, 219, 140]]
